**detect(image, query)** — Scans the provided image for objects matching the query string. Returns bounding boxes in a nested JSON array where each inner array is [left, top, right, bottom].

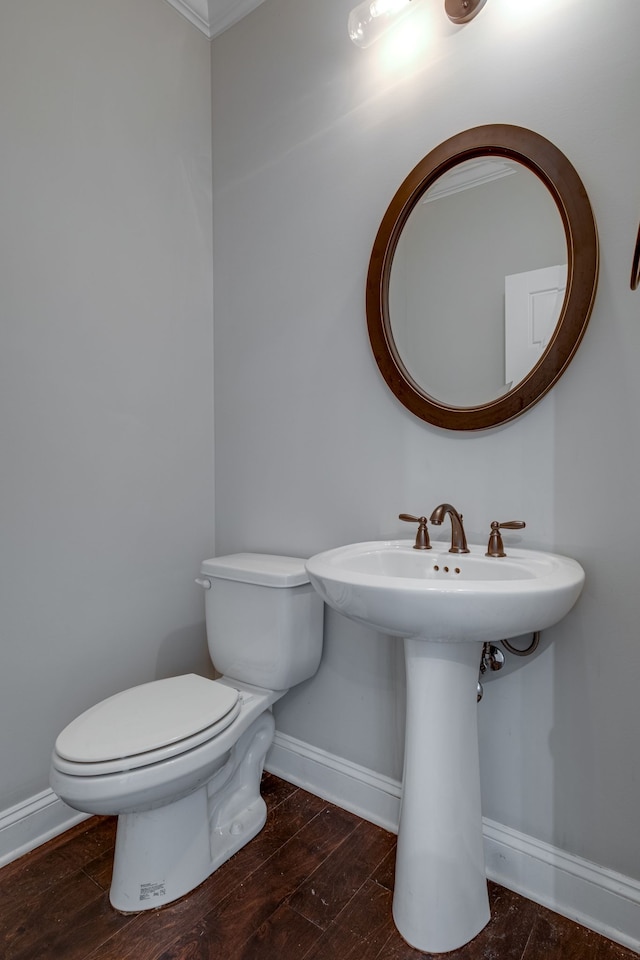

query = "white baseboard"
[[266, 731, 640, 954], [483, 819, 640, 953], [0, 789, 88, 869], [266, 730, 402, 833]]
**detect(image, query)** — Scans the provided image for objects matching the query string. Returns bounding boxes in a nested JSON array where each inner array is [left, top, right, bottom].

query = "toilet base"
[[109, 710, 275, 912]]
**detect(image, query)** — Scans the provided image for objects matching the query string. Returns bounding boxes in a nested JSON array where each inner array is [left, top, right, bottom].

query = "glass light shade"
[[348, 0, 413, 48]]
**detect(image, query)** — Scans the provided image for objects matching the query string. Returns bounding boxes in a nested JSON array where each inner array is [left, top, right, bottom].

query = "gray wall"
[[0, 0, 214, 809], [211, 0, 640, 882]]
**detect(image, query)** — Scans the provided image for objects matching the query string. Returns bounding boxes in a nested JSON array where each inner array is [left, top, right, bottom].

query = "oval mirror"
[[367, 125, 599, 430]]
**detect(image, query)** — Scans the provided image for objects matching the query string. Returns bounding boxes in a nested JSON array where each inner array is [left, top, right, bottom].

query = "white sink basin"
[[305, 538, 585, 953], [305, 539, 585, 643]]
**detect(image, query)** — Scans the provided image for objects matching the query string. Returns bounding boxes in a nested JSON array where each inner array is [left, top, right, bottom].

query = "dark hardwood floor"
[[0, 773, 635, 959]]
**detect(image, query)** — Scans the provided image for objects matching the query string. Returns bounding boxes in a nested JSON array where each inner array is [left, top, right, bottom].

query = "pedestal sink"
[[305, 539, 584, 953]]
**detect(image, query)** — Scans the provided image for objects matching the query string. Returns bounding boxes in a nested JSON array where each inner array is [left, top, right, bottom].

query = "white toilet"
[[50, 553, 324, 912]]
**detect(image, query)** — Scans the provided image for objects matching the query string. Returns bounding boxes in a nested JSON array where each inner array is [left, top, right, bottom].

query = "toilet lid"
[[55, 674, 240, 763]]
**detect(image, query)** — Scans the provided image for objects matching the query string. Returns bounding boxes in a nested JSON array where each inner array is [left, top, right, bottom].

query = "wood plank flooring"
[[0, 773, 636, 959]]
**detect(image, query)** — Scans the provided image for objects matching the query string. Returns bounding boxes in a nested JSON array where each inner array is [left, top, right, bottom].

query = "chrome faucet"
[[429, 503, 470, 554]]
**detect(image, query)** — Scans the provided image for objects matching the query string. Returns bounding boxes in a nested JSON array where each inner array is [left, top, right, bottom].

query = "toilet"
[[50, 553, 324, 912]]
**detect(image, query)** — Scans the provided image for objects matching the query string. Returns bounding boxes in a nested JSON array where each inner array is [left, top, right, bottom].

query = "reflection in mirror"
[[388, 159, 567, 407]]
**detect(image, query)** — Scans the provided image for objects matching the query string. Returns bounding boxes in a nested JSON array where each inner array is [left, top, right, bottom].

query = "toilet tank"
[[199, 554, 324, 690]]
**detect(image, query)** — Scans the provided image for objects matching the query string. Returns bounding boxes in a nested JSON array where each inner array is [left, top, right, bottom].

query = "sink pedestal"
[[306, 539, 585, 952], [393, 638, 490, 953]]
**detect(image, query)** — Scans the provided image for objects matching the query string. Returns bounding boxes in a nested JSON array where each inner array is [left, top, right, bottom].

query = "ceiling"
[[165, 0, 267, 38]]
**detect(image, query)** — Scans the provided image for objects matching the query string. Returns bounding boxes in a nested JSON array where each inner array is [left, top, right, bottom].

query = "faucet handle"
[[486, 520, 526, 557], [399, 514, 432, 550]]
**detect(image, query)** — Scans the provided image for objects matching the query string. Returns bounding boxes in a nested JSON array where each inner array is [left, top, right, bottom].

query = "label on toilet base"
[[140, 881, 167, 901]]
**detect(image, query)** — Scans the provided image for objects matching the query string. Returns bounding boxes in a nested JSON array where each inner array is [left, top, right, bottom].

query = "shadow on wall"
[[155, 623, 216, 682]]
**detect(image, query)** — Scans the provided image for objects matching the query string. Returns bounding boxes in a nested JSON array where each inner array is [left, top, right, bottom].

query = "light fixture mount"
[[444, 0, 487, 23]]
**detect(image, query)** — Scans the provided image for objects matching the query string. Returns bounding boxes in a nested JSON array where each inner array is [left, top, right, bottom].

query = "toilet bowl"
[[50, 554, 324, 912]]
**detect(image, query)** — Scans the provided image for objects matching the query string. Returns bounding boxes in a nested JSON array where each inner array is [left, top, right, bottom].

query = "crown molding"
[[163, 0, 267, 38], [424, 157, 517, 203]]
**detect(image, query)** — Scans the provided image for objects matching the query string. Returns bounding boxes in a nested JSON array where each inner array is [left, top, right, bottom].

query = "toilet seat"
[[53, 675, 241, 777]]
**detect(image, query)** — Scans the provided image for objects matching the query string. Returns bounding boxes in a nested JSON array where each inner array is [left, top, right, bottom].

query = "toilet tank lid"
[[200, 553, 310, 587]]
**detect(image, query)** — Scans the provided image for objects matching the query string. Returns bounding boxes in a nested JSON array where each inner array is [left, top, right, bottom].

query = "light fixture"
[[348, 0, 413, 48], [348, 0, 487, 48], [444, 0, 487, 24]]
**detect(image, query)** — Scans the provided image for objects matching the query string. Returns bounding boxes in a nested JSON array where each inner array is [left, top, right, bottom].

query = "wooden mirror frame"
[[366, 124, 599, 431]]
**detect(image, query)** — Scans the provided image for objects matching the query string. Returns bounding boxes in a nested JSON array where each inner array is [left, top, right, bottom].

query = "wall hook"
[[631, 222, 640, 290]]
